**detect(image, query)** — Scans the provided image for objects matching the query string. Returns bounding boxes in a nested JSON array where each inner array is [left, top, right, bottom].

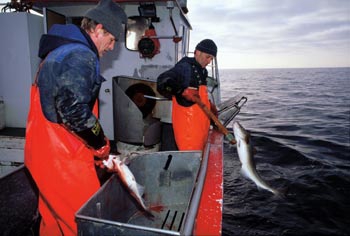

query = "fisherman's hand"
[[182, 87, 199, 102], [93, 137, 110, 160]]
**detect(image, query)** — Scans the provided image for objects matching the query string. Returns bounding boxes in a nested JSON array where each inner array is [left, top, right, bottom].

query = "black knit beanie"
[[195, 39, 217, 57], [85, 0, 127, 39]]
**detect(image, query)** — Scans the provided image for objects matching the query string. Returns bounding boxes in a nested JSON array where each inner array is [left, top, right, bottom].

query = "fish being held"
[[233, 121, 280, 195], [103, 155, 154, 217]]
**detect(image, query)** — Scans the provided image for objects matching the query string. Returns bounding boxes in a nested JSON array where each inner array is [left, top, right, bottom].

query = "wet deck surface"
[[0, 166, 40, 236]]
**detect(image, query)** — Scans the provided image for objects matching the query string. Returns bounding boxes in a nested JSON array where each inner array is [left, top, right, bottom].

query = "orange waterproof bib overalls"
[[24, 83, 100, 236], [172, 85, 210, 150]]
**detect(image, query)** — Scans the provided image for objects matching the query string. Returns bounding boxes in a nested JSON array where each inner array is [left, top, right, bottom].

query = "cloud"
[[1, 0, 347, 68], [187, 0, 350, 68]]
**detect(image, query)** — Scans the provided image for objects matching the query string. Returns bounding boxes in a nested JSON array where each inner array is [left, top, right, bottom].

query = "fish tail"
[[273, 186, 289, 199]]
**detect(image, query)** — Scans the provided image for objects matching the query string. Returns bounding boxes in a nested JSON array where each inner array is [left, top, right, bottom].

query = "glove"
[[210, 101, 218, 117], [93, 137, 110, 159], [181, 87, 199, 102]]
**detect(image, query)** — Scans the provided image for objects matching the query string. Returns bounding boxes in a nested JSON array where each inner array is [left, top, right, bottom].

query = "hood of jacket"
[[38, 24, 98, 59]]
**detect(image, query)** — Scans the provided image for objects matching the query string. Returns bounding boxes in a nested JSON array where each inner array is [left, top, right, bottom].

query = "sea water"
[[220, 67, 350, 236]]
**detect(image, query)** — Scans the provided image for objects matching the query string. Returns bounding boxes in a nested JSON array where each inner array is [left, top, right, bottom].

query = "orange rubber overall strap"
[[192, 96, 236, 145]]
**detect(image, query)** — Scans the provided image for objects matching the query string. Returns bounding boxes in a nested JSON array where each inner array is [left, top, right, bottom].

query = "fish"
[[103, 155, 154, 217], [233, 121, 281, 195]]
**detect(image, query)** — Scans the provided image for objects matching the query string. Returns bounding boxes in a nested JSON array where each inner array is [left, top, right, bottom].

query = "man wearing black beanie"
[[25, 1, 126, 235], [157, 39, 218, 151]]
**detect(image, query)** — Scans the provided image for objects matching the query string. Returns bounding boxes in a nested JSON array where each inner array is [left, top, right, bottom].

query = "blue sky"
[[1, 0, 349, 69], [187, 0, 350, 69]]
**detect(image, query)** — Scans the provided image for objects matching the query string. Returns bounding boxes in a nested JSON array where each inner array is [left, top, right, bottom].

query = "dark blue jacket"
[[157, 57, 208, 106], [37, 24, 106, 149]]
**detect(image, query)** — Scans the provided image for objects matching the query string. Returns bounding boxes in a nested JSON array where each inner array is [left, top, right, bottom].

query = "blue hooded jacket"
[[37, 24, 106, 149]]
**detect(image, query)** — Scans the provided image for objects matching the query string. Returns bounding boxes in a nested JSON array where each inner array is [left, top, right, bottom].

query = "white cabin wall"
[[47, 5, 92, 17], [99, 4, 190, 139], [0, 13, 43, 128], [0, 3, 191, 139]]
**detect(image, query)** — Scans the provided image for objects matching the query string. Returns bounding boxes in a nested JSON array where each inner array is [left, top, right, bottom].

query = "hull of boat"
[[194, 130, 223, 235]]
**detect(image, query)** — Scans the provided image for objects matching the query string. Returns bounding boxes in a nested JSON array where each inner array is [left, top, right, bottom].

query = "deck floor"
[[0, 127, 26, 176]]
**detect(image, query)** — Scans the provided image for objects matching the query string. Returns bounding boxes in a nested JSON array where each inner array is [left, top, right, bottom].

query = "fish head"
[[103, 154, 123, 171], [111, 156, 123, 169], [233, 121, 250, 142], [112, 155, 122, 164], [233, 122, 253, 163]]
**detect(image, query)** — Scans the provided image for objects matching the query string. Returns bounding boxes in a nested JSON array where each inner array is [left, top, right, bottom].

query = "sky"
[[187, 0, 350, 69], [1, 0, 349, 69]]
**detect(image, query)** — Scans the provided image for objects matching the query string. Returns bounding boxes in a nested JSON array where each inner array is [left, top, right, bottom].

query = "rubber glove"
[[93, 137, 110, 159]]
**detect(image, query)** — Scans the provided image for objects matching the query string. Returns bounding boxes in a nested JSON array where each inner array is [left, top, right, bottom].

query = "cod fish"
[[103, 155, 154, 217], [233, 121, 280, 195]]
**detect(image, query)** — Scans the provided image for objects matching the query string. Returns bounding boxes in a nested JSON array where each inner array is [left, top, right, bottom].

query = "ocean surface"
[[219, 67, 350, 236]]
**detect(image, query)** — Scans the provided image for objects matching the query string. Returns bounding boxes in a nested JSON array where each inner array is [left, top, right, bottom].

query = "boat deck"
[[0, 128, 25, 176]]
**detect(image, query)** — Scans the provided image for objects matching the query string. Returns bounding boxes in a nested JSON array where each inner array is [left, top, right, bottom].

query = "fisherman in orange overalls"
[[157, 39, 218, 151], [24, 1, 126, 235]]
